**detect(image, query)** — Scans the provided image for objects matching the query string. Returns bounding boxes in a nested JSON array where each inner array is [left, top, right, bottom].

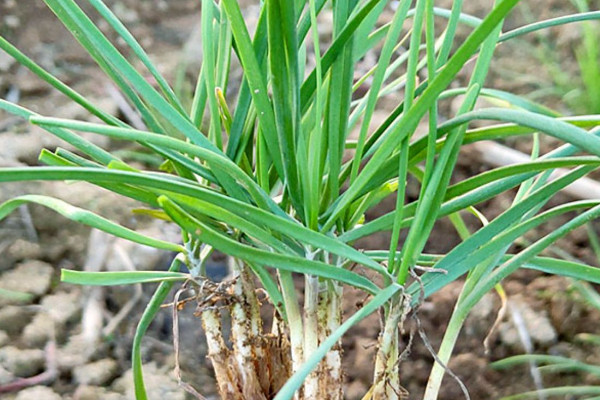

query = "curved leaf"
[[0, 195, 184, 252], [0, 167, 385, 275], [158, 195, 380, 294], [61, 270, 189, 286]]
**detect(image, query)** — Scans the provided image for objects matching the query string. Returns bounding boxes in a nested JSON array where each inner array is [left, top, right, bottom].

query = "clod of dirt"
[[14, 385, 61, 400], [0, 260, 54, 299], [73, 385, 126, 400], [465, 292, 499, 338], [498, 297, 558, 348], [56, 336, 106, 372], [345, 379, 369, 400], [0, 346, 45, 377], [3, 15, 20, 29], [0, 365, 13, 385], [23, 313, 55, 347], [0, 101, 112, 164], [41, 291, 81, 326], [0, 49, 16, 72], [445, 353, 499, 399], [22, 291, 81, 347], [0, 239, 42, 272], [112, 2, 140, 23], [113, 362, 185, 400], [73, 358, 119, 386], [105, 235, 167, 273], [0, 306, 35, 335]]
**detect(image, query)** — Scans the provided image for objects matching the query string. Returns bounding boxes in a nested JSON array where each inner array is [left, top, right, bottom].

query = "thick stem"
[[279, 270, 304, 379], [267, 315, 294, 395], [201, 309, 241, 400], [318, 280, 344, 400], [372, 297, 406, 400], [303, 274, 320, 399], [229, 259, 267, 400]]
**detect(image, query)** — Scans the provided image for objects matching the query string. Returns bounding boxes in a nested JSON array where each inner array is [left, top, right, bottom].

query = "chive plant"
[[519, 0, 600, 114], [1, 1, 600, 399]]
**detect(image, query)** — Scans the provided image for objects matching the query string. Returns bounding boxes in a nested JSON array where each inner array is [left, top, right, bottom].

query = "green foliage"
[[517, 2, 600, 114], [1, 0, 600, 398]]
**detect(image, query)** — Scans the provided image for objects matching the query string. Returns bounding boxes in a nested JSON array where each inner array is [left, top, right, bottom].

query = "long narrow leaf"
[[132, 258, 183, 400], [0, 195, 183, 252], [158, 196, 380, 294], [61, 270, 189, 286], [0, 167, 385, 274]]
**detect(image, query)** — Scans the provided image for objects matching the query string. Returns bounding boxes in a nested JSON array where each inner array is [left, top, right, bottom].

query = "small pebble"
[[73, 358, 119, 386], [0, 260, 54, 298], [3, 15, 20, 29], [0, 346, 45, 377], [0, 365, 13, 385], [0, 330, 9, 347], [23, 313, 55, 347], [0, 49, 16, 72], [74, 385, 126, 400], [0, 306, 35, 335], [15, 386, 61, 400], [41, 291, 82, 326], [113, 362, 185, 400], [498, 298, 557, 348]]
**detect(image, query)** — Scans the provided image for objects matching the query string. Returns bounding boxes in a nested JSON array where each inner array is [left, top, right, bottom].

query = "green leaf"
[[523, 257, 600, 284], [266, 0, 303, 213], [0, 100, 117, 165], [158, 195, 381, 294], [0, 195, 184, 252], [0, 38, 123, 126], [499, 387, 600, 400], [61, 270, 189, 286], [132, 257, 182, 400], [322, 0, 521, 230], [221, 0, 285, 179], [300, 0, 385, 110], [44, 0, 215, 148], [408, 168, 598, 300], [499, 11, 600, 43], [87, 0, 186, 115], [29, 116, 278, 215], [439, 108, 600, 157], [492, 354, 600, 376], [0, 288, 35, 303], [0, 167, 385, 274]]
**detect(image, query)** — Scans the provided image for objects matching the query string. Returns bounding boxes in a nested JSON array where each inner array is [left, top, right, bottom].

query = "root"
[[0, 340, 57, 393]]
